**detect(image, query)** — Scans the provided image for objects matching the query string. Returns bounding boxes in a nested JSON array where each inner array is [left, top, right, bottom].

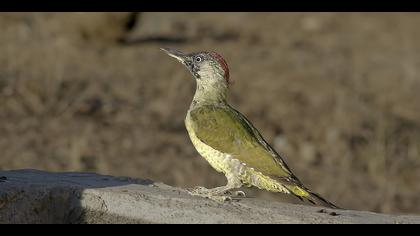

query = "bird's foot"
[[187, 186, 211, 195], [207, 195, 233, 202], [225, 190, 246, 198], [187, 186, 234, 202]]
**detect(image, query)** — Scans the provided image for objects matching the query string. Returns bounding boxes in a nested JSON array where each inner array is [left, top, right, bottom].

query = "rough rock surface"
[[0, 169, 419, 224]]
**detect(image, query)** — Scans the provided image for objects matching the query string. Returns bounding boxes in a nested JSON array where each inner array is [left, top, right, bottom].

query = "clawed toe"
[[224, 190, 246, 198], [187, 186, 209, 195], [209, 195, 232, 202], [233, 190, 246, 197]]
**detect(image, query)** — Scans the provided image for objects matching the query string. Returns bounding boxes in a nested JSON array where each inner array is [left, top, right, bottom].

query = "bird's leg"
[[187, 175, 243, 202]]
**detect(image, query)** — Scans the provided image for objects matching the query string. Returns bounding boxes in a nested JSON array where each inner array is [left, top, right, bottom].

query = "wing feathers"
[[189, 104, 293, 178]]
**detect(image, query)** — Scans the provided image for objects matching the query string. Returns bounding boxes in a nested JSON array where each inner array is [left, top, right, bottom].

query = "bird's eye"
[[194, 56, 203, 63]]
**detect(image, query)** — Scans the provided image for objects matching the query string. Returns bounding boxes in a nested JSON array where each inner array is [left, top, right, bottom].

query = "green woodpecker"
[[161, 48, 339, 209]]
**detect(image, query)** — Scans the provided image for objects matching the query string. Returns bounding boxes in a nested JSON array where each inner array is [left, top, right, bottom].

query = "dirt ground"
[[0, 13, 420, 214]]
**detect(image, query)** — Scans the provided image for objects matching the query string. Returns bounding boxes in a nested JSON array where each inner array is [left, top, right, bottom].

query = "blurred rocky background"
[[0, 13, 419, 214]]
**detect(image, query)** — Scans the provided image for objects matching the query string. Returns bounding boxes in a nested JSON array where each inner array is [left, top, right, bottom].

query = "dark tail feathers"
[[306, 190, 341, 209]]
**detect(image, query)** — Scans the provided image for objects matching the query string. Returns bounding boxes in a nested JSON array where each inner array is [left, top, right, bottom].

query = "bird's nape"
[[209, 51, 231, 86]]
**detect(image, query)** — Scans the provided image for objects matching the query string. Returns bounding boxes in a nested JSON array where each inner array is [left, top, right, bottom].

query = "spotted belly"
[[185, 116, 290, 194]]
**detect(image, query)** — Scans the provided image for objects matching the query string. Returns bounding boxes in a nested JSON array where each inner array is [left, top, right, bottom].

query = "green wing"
[[190, 104, 341, 209], [189, 104, 296, 179]]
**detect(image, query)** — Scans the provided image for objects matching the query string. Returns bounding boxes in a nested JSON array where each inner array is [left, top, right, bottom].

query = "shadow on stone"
[[0, 169, 155, 223]]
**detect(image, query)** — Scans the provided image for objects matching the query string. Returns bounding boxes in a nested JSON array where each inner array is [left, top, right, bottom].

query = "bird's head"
[[161, 48, 232, 88]]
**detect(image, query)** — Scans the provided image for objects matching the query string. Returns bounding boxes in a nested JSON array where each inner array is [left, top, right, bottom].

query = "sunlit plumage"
[[162, 48, 339, 208]]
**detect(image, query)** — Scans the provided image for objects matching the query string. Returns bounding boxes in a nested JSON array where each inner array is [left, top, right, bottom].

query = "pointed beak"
[[161, 48, 189, 63]]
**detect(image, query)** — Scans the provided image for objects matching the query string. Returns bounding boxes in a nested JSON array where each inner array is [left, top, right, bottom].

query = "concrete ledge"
[[0, 169, 419, 224]]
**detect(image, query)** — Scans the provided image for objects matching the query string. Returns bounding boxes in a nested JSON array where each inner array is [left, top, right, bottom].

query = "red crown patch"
[[210, 52, 232, 86]]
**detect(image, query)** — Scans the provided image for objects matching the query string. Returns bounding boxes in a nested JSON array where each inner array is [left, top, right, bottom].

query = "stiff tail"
[[287, 185, 341, 209]]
